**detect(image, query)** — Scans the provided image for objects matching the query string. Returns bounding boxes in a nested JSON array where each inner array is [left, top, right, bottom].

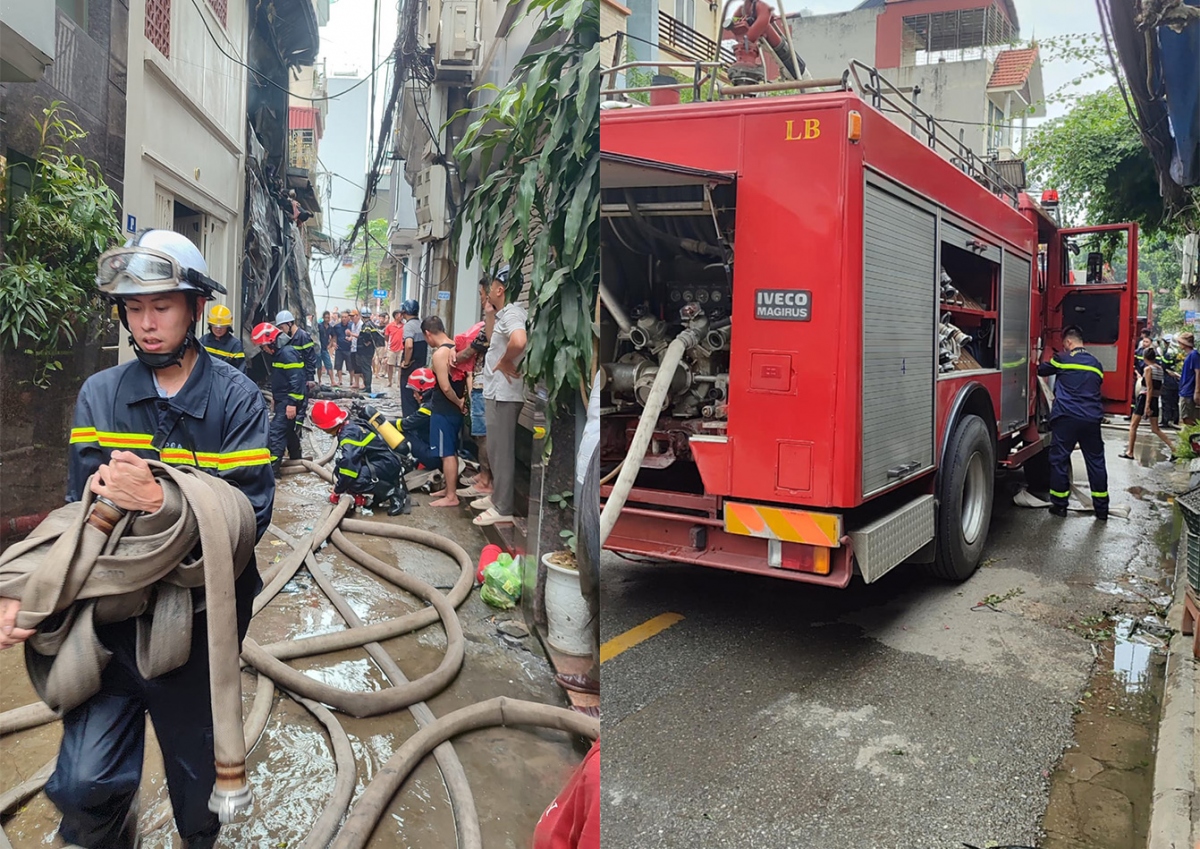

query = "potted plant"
[[542, 495, 591, 655]]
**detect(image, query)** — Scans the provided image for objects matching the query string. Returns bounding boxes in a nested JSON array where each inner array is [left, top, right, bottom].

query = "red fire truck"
[[598, 63, 1141, 587]]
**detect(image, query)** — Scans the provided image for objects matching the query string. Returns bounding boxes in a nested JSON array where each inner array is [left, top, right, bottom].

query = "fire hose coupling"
[[208, 764, 253, 823]]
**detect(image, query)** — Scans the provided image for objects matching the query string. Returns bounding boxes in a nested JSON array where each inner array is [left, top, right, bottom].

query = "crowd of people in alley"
[[247, 268, 528, 529]]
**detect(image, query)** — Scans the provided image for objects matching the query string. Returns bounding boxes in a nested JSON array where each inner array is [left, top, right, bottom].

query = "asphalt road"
[[600, 432, 1182, 849]]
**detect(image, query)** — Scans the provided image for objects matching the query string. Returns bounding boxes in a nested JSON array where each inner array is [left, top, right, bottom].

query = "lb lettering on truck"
[[598, 59, 1141, 587]]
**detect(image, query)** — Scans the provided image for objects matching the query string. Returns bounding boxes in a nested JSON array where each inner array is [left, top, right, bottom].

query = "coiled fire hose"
[[1, 440, 598, 847]]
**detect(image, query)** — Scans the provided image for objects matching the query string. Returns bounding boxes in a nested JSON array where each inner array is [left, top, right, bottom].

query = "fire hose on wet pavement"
[[0, 444, 597, 848]]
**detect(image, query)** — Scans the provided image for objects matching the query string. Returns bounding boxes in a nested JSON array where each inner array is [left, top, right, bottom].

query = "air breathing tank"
[[361, 404, 405, 450]]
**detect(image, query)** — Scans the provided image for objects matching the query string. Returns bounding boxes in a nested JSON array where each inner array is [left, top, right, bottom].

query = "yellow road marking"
[[600, 613, 685, 664]]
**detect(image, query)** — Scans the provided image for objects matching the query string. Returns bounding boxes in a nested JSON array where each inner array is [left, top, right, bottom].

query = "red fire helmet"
[[407, 367, 436, 392], [311, 400, 348, 431], [251, 322, 281, 347]]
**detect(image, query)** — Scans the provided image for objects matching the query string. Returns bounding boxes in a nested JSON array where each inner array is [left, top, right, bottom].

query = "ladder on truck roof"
[[600, 58, 1021, 205]]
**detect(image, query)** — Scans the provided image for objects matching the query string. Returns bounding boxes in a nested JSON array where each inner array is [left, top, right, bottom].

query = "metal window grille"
[[658, 10, 734, 65], [206, 0, 227, 27], [146, 0, 171, 57]]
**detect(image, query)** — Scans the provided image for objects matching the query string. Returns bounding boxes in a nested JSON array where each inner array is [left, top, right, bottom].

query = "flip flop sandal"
[[456, 484, 492, 497], [470, 496, 493, 512], [1118, 452, 1135, 459], [473, 508, 514, 527]]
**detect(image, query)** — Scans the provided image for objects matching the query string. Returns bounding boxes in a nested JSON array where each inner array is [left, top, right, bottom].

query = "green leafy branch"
[[450, 0, 599, 413], [0, 102, 121, 387]]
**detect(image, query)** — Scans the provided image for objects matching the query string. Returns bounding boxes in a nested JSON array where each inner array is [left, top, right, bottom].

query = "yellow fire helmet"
[[208, 303, 233, 327]]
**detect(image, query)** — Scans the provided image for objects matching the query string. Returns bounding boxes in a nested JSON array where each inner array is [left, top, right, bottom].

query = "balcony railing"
[[659, 11, 734, 65]]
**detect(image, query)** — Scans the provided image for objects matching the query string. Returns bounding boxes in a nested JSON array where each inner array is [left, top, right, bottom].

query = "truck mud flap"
[[849, 495, 935, 583]]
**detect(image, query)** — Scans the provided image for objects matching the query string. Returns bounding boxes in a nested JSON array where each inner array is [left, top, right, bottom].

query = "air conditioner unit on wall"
[[414, 165, 448, 242], [422, 0, 442, 49], [435, 0, 479, 82]]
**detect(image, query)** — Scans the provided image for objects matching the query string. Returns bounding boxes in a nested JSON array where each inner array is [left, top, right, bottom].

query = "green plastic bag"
[[480, 554, 521, 609]]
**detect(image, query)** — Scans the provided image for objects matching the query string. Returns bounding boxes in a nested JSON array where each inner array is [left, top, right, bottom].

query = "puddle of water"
[[1112, 615, 1157, 694], [295, 655, 388, 693]]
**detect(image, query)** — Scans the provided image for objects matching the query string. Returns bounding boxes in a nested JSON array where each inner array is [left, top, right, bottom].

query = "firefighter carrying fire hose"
[[1036, 325, 1109, 521], [0, 228, 273, 848], [311, 399, 412, 515]]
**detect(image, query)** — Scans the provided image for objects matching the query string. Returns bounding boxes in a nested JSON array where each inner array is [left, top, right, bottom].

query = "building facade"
[[789, 0, 1045, 162], [122, 0, 251, 322]]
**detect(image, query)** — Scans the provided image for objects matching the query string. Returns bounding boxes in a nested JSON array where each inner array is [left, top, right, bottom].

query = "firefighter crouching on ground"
[[253, 321, 307, 474], [198, 303, 247, 373], [1037, 324, 1109, 521], [401, 368, 441, 471], [275, 309, 318, 387], [0, 229, 273, 848], [311, 400, 412, 516]]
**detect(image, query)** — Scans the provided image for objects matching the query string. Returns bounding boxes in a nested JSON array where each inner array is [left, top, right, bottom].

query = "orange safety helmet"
[[251, 322, 281, 347], [310, 400, 349, 431], [407, 367, 436, 393]]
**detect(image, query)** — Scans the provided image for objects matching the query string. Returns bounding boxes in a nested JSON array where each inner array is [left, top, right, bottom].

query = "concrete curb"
[[1149, 568, 1196, 849]]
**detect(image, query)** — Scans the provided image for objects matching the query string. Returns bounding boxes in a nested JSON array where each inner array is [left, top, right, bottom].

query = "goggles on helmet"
[[96, 247, 227, 298]]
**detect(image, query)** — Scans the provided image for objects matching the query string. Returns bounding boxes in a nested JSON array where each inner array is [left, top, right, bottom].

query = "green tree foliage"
[[344, 218, 390, 303], [0, 103, 121, 386], [451, 0, 599, 412], [1024, 87, 1173, 234]]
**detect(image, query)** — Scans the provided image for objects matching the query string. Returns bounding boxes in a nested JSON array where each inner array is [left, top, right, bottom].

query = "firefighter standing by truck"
[[198, 304, 247, 373], [1037, 325, 1109, 521], [253, 321, 307, 473]]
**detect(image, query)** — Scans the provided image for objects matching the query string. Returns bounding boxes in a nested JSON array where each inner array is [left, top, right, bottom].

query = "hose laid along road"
[[0, 442, 597, 847]]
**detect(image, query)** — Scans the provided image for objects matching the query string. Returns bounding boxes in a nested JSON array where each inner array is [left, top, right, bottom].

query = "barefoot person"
[[422, 315, 467, 507]]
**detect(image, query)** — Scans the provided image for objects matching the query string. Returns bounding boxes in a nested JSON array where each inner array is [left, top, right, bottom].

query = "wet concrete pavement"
[[0, 440, 580, 848], [600, 430, 1184, 849]]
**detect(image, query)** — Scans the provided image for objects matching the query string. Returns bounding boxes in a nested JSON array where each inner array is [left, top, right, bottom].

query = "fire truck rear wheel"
[[929, 415, 995, 581]]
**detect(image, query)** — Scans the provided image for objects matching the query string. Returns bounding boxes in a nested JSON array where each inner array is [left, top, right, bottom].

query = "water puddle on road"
[[1041, 502, 1178, 849]]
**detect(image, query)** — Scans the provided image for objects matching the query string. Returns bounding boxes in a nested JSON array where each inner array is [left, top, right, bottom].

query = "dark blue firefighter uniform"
[[1037, 347, 1109, 517], [289, 326, 319, 384], [198, 329, 247, 373], [400, 398, 439, 470], [333, 420, 409, 509], [57, 348, 273, 848], [268, 343, 308, 466]]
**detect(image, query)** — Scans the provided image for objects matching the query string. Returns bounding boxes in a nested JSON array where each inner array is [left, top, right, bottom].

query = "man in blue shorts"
[[422, 315, 467, 508]]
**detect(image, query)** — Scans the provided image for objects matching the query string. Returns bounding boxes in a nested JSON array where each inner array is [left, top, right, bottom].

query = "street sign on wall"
[[372, 289, 388, 299]]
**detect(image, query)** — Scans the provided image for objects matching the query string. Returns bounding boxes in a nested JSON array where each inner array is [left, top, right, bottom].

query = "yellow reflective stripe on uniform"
[[288, 393, 304, 401], [338, 468, 359, 478], [1050, 489, 1070, 498], [160, 449, 198, 465], [1050, 359, 1104, 378], [292, 341, 315, 350], [70, 427, 99, 444], [204, 346, 245, 359], [272, 361, 304, 369], [1092, 491, 1109, 498], [93, 431, 155, 449], [195, 448, 273, 469], [70, 427, 269, 468], [340, 432, 377, 447]]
